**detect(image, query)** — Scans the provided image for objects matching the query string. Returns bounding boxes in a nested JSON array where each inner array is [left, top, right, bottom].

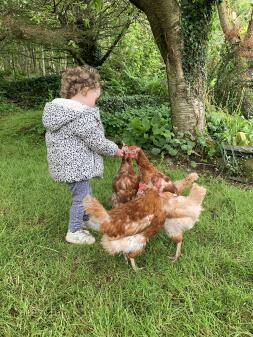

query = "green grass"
[[0, 108, 253, 337]]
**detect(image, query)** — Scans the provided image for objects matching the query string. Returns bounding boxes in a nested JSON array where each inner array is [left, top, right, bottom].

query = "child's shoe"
[[65, 229, 95, 245]]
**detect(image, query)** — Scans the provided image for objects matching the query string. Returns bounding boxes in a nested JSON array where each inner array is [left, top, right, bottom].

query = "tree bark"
[[130, 0, 214, 133], [217, 2, 235, 40], [215, 1, 253, 118], [41, 46, 46, 76]]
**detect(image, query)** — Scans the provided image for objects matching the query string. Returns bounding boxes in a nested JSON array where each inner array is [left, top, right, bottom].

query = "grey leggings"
[[67, 180, 92, 232]]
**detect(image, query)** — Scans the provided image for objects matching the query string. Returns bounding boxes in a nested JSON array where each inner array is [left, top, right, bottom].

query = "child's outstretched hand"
[[115, 149, 124, 157]]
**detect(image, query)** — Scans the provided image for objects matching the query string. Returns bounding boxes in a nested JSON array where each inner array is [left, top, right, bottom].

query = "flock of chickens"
[[83, 145, 206, 271]]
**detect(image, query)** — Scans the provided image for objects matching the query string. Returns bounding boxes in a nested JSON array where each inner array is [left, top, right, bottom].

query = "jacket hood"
[[42, 98, 99, 132]]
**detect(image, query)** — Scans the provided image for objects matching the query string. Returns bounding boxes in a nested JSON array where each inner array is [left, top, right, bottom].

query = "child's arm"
[[73, 114, 119, 156]]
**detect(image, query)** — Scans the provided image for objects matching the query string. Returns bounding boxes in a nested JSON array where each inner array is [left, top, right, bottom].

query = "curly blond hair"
[[60, 65, 100, 99]]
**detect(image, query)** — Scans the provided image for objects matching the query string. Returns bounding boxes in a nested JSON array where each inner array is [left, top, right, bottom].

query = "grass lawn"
[[0, 109, 253, 337]]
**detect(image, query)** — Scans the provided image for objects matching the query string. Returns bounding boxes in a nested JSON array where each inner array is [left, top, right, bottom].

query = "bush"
[[1, 74, 166, 110], [206, 104, 253, 146], [101, 105, 198, 157], [101, 102, 253, 160], [100, 67, 168, 99], [3, 75, 60, 107], [2, 85, 252, 171], [98, 95, 164, 113]]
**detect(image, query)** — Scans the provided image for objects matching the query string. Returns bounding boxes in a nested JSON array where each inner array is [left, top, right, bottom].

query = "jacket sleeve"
[[72, 114, 119, 156]]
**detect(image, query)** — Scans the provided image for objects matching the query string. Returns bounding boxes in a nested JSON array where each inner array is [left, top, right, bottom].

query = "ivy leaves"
[[102, 104, 198, 157], [90, 0, 104, 11]]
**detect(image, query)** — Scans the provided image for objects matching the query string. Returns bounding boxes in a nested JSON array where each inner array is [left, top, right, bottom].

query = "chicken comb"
[[138, 182, 148, 191], [122, 145, 140, 159]]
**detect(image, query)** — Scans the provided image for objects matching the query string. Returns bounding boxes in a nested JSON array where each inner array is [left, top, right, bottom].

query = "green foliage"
[[207, 2, 253, 118], [99, 95, 164, 113], [102, 105, 203, 158], [101, 68, 168, 98], [205, 104, 253, 176], [102, 101, 253, 164], [0, 74, 164, 110], [2, 75, 60, 107], [2, 98, 253, 178], [211, 43, 251, 116], [102, 105, 171, 147], [206, 8, 224, 85], [0, 20, 167, 107], [100, 22, 167, 98], [206, 103, 253, 146], [0, 0, 137, 67], [1, 51, 167, 108], [5, 98, 249, 169], [181, 0, 216, 84], [90, 0, 104, 11]]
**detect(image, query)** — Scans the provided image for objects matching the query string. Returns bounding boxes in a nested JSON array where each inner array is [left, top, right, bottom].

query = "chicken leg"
[[129, 257, 139, 271], [169, 234, 183, 262], [123, 253, 129, 265], [124, 255, 142, 271], [169, 241, 183, 262]]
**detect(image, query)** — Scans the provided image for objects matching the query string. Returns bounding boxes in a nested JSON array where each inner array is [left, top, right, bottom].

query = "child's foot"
[[65, 229, 95, 245]]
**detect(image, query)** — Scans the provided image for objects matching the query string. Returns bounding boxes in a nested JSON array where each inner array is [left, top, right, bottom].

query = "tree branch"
[[66, 47, 85, 65], [217, 0, 240, 43], [246, 5, 253, 38], [217, 1, 233, 36], [96, 18, 133, 66]]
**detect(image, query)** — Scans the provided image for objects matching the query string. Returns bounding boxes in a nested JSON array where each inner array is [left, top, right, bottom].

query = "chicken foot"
[[169, 241, 182, 262], [123, 253, 129, 265], [129, 257, 140, 271], [123, 254, 142, 271]]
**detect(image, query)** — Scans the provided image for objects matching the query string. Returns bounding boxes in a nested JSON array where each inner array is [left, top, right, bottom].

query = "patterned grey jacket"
[[42, 98, 118, 182]]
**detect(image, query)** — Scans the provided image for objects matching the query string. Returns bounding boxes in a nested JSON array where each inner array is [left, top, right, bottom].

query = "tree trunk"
[[41, 46, 46, 76], [164, 32, 206, 132], [215, 1, 253, 118], [129, 0, 215, 133]]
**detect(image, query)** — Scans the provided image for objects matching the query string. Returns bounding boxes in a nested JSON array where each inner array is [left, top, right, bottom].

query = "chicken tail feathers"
[[83, 196, 110, 231], [189, 183, 206, 205]]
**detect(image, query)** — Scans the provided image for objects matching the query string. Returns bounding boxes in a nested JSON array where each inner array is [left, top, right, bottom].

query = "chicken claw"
[[169, 242, 182, 263], [123, 253, 129, 265], [169, 255, 182, 263], [129, 257, 143, 271]]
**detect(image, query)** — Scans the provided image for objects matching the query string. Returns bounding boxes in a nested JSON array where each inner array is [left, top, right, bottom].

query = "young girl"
[[42, 65, 123, 244]]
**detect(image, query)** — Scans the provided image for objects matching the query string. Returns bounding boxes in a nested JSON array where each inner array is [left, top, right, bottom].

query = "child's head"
[[60, 65, 101, 101]]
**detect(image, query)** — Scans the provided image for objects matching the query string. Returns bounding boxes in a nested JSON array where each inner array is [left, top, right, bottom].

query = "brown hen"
[[111, 156, 140, 208], [83, 188, 174, 270], [164, 183, 206, 261], [123, 145, 198, 195]]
